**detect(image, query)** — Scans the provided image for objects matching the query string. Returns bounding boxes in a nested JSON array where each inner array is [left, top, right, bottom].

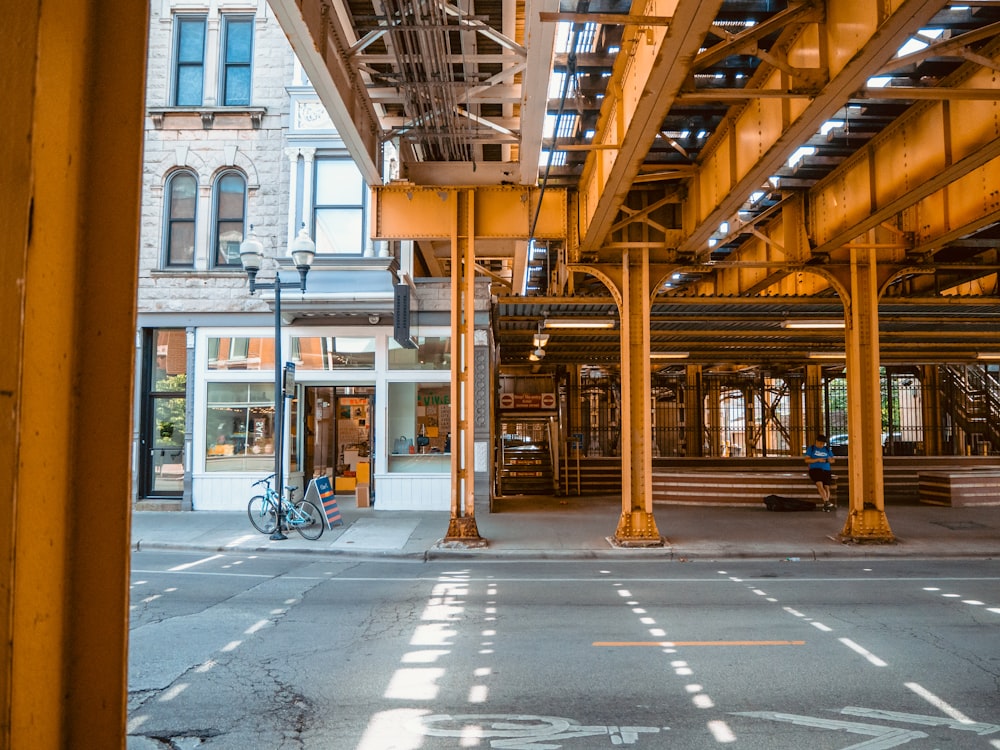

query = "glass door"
[[140, 329, 188, 497], [302, 386, 374, 496]]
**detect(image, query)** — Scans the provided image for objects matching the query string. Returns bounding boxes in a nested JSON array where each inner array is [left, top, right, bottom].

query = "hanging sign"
[[499, 393, 556, 410]]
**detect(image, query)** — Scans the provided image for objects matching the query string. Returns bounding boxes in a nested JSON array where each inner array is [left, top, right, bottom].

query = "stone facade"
[[138, 1, 294, 316]]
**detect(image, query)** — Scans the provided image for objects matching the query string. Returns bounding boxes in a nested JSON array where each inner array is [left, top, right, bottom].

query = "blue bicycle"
[[247, 473, 324, 540]]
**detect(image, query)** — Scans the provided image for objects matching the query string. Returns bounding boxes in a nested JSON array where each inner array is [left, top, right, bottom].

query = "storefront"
[[186, 325, 454, 511]]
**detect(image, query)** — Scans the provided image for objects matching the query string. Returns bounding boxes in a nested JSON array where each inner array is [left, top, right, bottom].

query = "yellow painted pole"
[[2, 1, 148, 747], [841, 247, 894, 542], [444, 190, 484, 544], [613, 249, 662, 546]]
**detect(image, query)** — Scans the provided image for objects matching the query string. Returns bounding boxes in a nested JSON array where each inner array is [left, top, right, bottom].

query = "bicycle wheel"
[[247, 495, 277, 534], [292, 500, 324, 540]]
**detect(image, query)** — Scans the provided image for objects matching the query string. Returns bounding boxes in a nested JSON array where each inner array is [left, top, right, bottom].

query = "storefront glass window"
[[387, 381, 451, 473], [207, 337, 273, 371], [292, 336, 375, 370], [388, 335, 450, 370], [205, 382, 276, 471]]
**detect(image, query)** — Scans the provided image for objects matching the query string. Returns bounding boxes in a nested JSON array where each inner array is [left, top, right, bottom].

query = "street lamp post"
[[240, 226, 315, 540]]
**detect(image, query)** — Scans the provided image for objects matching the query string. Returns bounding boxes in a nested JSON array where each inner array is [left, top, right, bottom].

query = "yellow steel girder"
[[577, 0, 724, 253], [373, 184, 568, 241], [810, 39, 1000, 254], [679, 0, 945, 257]]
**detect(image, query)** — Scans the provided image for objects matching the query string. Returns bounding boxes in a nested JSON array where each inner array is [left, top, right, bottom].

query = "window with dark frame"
[[213, 171, 247, 267], [173, 15, 207, 107], [165, 171, 197, 267], [221, 16, 253, 106]]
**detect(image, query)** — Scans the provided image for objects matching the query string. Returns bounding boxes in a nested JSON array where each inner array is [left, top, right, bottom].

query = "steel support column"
[[612, 249, 663, 546], [444, 189, 485, 545], [789, 372, 805, 458], [685, 365, 704, 457], [921, 365, 944, 456], [706, 379, 723, 456], [804, 364, 824, 441], [839, 248, 894, 543], [3, 2, 147, 747]]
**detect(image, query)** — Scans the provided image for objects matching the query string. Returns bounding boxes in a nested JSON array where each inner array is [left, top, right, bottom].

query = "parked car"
[[826, 432, 911, 456], [828, 434, 849, 456]]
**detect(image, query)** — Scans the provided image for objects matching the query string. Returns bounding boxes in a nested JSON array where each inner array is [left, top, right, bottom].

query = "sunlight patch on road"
[[385, 668, 445, 700], [158, 683, 188, 702], [357, 709, 428, 750]]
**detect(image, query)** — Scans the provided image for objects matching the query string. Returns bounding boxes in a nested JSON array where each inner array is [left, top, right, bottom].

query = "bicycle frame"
[[247, 474, 324, 540]]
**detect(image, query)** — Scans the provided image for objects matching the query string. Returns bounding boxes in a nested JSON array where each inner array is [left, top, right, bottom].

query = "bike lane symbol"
[[408, 714, 666, 748]]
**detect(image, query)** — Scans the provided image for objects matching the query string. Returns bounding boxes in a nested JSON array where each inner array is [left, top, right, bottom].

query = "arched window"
[[165, 171, 197, 267], [213, 171, 247, 267]]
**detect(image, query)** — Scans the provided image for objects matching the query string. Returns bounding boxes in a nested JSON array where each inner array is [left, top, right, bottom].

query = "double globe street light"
[[240, 225, 315, 540]]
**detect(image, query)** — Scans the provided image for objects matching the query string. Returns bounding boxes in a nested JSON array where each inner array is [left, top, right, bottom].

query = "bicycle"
[[247, 473, 324, 540]]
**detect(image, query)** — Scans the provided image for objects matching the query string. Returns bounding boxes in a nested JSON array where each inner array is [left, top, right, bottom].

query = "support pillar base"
[[440, 516, 487, 548], [610, 510, 664, 548], [838, 507, 896, 544]]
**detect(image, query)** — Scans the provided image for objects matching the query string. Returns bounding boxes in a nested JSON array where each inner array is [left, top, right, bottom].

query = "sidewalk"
[[131, 494, 1000, 561]]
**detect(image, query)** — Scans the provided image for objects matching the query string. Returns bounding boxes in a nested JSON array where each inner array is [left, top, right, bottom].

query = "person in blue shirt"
[[804, 434, 836, 509]]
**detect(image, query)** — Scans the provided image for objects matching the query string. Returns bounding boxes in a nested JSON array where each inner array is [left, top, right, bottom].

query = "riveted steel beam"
[[577, 0, 725, 253], [810, 40, 1000, 255], [373, 184, 568, 241], [678, 0, 945, 258], [270, 0, 384, 186]]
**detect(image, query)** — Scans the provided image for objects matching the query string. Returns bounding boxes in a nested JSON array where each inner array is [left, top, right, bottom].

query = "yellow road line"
[[592, 640, 805, 647]]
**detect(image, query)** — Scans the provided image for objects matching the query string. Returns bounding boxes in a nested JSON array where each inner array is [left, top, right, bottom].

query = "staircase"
[[940, 364, 1000, 454], [497, 442, 555, 495]]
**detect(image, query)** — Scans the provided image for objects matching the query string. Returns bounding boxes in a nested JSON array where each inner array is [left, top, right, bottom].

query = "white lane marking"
[[244, 619, 270, 635], [707, 720, 736, 743], [735, 711, 927, 746], [407, 714, 665, 745], [904, 683, 975, 724], [840, 706, 999, 735], [811, 621, 832, 632], [838, 638, 888, 667], [168, 554, 224, 572]]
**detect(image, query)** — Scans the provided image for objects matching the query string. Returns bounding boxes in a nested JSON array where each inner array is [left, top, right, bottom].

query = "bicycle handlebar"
[[251, 473, 276, 488]]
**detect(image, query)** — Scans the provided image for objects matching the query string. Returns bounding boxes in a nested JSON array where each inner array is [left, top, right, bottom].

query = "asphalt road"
[[128, 551, 1000, 749]]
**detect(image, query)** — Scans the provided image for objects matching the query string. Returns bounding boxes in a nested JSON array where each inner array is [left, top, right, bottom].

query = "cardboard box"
[[356, 483, 370, 507]]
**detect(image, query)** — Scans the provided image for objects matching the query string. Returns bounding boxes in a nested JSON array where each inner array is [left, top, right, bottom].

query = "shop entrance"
[[301, 386, 374, 497]]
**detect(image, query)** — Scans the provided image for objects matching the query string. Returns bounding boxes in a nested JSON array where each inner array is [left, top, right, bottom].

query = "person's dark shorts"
[[809, 467, 832, 486]]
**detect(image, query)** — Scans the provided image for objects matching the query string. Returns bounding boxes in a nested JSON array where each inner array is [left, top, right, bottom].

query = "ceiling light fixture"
[[808, 351, 846, 359], [544, 318, 616, 329], [781, 319, 845, 329], [533, 332, 550, 348], [976, 352, 1000, 360], [650, 352, 690, 359]]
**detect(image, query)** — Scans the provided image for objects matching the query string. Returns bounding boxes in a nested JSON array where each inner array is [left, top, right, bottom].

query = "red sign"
[[499, 393, 556, 410]]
